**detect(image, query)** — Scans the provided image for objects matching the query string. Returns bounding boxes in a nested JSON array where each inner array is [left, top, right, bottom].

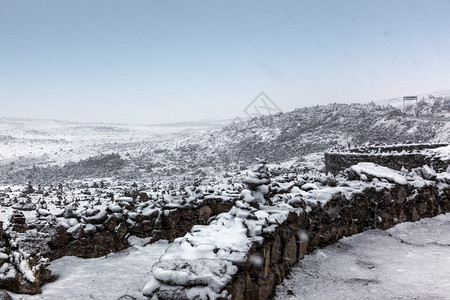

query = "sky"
[[1, 0, 450, 124]]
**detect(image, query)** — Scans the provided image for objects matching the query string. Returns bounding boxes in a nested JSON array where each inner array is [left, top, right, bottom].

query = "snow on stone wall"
[[143, 163, 450, 299], [325, 143, 449, 175]]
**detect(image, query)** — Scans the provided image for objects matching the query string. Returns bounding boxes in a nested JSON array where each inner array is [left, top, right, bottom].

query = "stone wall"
[[225, 183, 450, 299], [0, 197, 234, 295], [344, 143, 447, 154], [41, 197, 234, 261], [0, 221, 52, 295], [325, 144, 449, 175]]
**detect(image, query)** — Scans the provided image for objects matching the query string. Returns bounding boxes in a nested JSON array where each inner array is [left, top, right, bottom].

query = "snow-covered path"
[[10, 240, 170, 300], [275, 213, 450, 300]]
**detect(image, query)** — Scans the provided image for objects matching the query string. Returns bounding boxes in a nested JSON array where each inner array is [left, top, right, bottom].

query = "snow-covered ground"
[[0, 117, 222, 166], [10, 240, 170, 300], [275, 213, 450, 300], [6, 213, 450, 299]]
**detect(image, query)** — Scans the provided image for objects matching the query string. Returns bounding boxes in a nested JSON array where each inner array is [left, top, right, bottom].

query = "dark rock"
[[9, 211, 29, 233], [115, 222, 128, 240], [13, 231, 51, 257], [161, 210, 181, 229], [198, 206, 212, 223], [91, 232, 115, 256], [67, 224, 84, 239], [325, 144, 449, 175], [117, 295, 136, 300], [179, 209, 196, 221], [0, 263, 41, 295], [48, 225, 69, 248], [270, 234, 281, 264], [138, 192, 150, 202], [214, 201, 234, 215], [85, 209, 108, 224], [129, 220, 154, 236], [282, 235, 297, 267], [104, 215, 117, 232], [11, 202, 36, 211], [258, 274, 274, 299], [9, 211, 26, 225]]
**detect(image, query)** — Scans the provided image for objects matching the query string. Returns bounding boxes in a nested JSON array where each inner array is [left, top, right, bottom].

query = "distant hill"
[[203, 97, 450, 165], [0, 97, 449, 184]]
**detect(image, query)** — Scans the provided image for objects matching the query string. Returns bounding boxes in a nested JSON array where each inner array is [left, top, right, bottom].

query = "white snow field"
[[275, 213, 450, 300], [0, 117, 223, 167], [10, 240, 170, 300]]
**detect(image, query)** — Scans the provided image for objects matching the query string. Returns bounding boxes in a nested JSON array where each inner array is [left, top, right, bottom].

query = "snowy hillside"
[[0, 118, 224, 184], [1, 96, 449, 185], [208, 98, 450, 166]]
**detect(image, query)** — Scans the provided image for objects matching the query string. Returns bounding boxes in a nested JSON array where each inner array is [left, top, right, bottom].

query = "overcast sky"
[[1, 0, 450, 124]]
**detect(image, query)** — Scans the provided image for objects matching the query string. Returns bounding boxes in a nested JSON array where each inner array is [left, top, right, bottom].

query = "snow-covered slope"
[[210, 98, 450, 165], [275, 213, 450, 300], [0, 118, 224, 184]]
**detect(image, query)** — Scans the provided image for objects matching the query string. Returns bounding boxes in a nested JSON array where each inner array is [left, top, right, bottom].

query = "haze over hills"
[[0, 94, 449, 185]]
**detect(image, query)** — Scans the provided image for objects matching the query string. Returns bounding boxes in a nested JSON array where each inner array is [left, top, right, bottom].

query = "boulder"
[[9, 211, 26, 225], [85, 209, 108, 224], [9, 211, 28, 233], [421, 165, 437, 180], [104, 215, 118, 232], [67, 224, 84, 239], [114, 222, 128, 240], [48, 225, 69, 248], [198, 206, 212, 223]]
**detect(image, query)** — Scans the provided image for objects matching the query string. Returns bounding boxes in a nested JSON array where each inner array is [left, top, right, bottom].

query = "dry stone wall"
[[28, 197, 234, 261], [143, 170, 450, 299], [325, 143, 449, 175], [226, 182, 450, 300], [0, 197, 235, 294]]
